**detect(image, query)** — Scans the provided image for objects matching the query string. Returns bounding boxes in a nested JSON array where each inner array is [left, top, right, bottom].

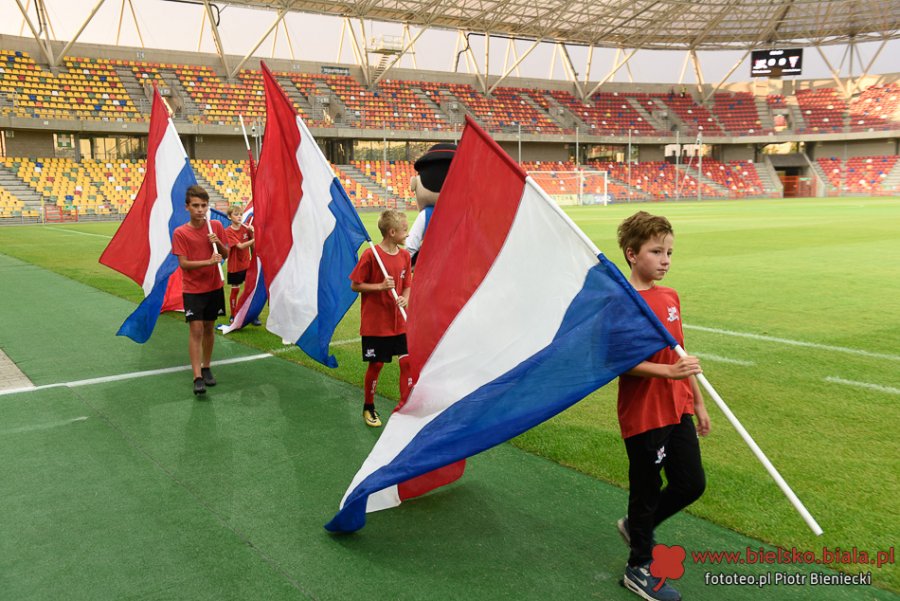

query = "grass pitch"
[[1, 196, 898, 593]]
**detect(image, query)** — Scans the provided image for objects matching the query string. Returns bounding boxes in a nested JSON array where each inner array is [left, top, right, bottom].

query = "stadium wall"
[[5, 130, 54, 157], [810, 139, 899, 159]]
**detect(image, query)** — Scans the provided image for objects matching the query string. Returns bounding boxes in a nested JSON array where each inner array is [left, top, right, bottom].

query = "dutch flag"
[[252, 63, 368, 367], [99, 88, 197, 343], [326, 117, 678, 533]]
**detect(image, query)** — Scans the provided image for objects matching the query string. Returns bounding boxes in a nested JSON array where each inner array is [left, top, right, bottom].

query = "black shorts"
[[183, 289, 226, 322], [227, 270, 247, 286], [361, 334, 408, 362]]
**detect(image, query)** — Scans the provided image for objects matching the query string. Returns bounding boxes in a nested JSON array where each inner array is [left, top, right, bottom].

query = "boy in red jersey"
[[171, 186, 229, 396], [223, 205, 255, 321], [349, 209, 412, 427], [615, 211, 710, 601]]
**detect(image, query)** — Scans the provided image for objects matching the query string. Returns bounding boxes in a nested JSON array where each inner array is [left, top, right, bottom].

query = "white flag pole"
[[367, 241, 408, 321], [675, 344, 824, 536], [206, 208, 225, 282]]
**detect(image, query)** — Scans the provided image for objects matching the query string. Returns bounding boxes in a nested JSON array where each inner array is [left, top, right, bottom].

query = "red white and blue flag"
[[325, 117, 678, 532], [254, 63, 368, 366], [99, 88, 197, 343]]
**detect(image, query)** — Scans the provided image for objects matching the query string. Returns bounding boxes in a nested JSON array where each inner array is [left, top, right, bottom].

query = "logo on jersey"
[[400, 268, 407, 281], [667, 306, 680, 322], [364, 348, 376, 358]]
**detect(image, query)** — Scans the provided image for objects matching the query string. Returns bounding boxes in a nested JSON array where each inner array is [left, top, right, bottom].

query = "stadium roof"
[[223, 0, 900, 50]]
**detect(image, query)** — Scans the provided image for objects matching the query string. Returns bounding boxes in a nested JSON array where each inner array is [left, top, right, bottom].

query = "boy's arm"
[[690, 376, 711, 436], [178, 252, 222, 271], [351, 277, 396, 294], [625, 354, 702, 380]]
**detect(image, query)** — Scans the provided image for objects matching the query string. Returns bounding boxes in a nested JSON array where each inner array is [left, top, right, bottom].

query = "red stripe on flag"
[[98, 88, 167, 283], [255, 62, 303, 285], [407, 116, 527, 381], [397, 459, 466, 501]]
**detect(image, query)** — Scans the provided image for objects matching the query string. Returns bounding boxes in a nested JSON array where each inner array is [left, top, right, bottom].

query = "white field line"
[[684, 324, 900, 362], [330, 337, 361, 347], [45, 227, 112, 238], [0, 353, 272, 397], [693, 352, 755, 366], [1, 416, 90, 436], [824, 376, 900, 395]]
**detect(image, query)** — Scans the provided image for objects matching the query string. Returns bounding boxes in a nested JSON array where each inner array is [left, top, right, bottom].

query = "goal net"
[[43, 205, 79, 223], [528, 169, 609, 206]]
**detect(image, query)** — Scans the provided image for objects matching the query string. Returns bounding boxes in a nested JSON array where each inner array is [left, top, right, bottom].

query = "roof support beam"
[[346, 18, 370, 87], [702, 47, 752, 104], [229, 8, 289, 79], [558, 43, 585, 100], [814, 44, 849, 97], [14, 0, 55, 67], [403, 24, 418, 69], [583, 44, 594, 88], [584, 48, 637, 99], [488, 37, 541, 94], [53, 0, 107, 68], [202, 0, 231, 79], [126, 0, 145, 48], [690, 50, 705, 98], [282, 18, 295, 60], [371, 25, 429, 87]]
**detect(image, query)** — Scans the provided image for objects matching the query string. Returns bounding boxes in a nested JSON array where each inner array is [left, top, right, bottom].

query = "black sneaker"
[[193, 377, 207, 396], [201, 367, 216, 387]]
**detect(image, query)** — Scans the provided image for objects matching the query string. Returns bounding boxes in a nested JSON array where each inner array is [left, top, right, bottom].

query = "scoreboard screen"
[[751, 48, 803, 77]]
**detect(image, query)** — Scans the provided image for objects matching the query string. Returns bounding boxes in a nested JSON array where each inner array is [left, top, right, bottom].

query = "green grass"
[[1, 197, 898, 591]]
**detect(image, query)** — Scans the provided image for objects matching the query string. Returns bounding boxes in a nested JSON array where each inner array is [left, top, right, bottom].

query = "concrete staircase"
[[628, 98, 667, 133], [191, 172, 230, 209], [757, 158, 784, 196], [0, 162, 43, 211], [754, 96, 776, 130], [277, 76, 321, 123], [338, 163, 392, 200], [313, 80, 353, 126], [879, 159, 900, 192], [113, 65, 151, 116], [517, 92, 568, 131], [784, 96, 807, 132], [542, 93, 589, 131], [408, 86, 452, 129]]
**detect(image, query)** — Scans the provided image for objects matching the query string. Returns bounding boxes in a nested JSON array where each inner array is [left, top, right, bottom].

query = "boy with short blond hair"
[[349, 209, 412, 427], [615, 211, 710, 601], [223, 205, 254, 320]]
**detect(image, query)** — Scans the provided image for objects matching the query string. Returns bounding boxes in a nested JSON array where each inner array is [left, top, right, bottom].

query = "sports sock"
[[364, 362, 383, 407], [398, 355, 412, 408], [229, 287, 240, 315]]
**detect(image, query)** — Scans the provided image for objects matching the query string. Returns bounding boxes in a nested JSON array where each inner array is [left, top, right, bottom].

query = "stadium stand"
[[711, 92, 769, 135], [0, 183, 28, 218], [548, 90, 658, 135], [795, 88, 847, 133], [816, 155, 899, 194], [848, 83, 900, 131], [692, 160, 766, 196], [636, 93, 725, 136], [192, 160, 253, 206], [0, 51, 139, 121]]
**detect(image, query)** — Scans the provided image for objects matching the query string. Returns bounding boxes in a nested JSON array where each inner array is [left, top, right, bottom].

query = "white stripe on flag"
[[343, 178, 598, 512], [265, 116, 337, 343], [143, 120, 188, 295]]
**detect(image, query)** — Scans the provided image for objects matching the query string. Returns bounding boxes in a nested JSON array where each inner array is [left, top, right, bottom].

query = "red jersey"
[[617, 285, 694, 439], [171, 219, 228, 294], [224, 224, 253, 273], [350, 245, 411, 336]]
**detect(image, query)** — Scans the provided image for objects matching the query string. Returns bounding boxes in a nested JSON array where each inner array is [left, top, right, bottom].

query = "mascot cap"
[[414, 143, 457, 193]]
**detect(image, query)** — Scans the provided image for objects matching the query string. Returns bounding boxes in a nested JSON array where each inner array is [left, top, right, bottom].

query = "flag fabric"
[[325, 116, 678, 533], [219, 202, 267, 334], [254, 62, 368, 367], [99, 88, 197, 343]]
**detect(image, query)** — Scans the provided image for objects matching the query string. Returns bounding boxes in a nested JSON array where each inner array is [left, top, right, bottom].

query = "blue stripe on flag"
[[296, 179, 370, 367], [326, 255, 675, 532]]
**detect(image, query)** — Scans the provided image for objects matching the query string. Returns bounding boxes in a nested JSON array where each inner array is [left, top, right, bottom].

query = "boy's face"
[[186, 196, 209, 222], [229, 212, 242, 225], [628, 233, 674, 282], [389, 217, 409, 245]]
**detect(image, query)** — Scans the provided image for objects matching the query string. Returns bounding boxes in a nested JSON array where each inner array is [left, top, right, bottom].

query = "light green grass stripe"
[[685, 324, 900, 361]]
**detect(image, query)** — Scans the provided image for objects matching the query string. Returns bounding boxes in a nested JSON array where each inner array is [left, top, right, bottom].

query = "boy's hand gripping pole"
[[367, 240, 407, 321], [206, 209, 225, 283], [675, 345, 823, 536]]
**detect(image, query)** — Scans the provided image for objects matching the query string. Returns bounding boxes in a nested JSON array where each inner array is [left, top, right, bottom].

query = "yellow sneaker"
[[363, 408, 382, 427]]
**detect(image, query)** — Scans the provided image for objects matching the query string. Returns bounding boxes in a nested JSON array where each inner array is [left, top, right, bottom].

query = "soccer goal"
[[528, 169, 610, 206]]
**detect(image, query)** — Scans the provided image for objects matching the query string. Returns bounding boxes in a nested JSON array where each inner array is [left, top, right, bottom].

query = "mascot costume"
[[407, 143, 456, 265]]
